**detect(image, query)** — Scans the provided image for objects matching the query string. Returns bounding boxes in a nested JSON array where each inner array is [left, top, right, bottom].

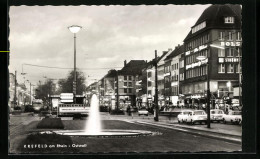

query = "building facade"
[[182, 4, 242, 108]]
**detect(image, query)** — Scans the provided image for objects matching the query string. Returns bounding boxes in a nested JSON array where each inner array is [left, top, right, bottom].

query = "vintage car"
[[223, 111, 242, 124], [177, 110, 193, 123], [210, 109, 225, 122], [186, 110, 207, 125]]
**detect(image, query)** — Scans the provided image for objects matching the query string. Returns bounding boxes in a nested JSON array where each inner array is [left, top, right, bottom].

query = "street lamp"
[[196, 55, 210, 128], [68, 25, 82, 103], [210, 44, 242, 107]]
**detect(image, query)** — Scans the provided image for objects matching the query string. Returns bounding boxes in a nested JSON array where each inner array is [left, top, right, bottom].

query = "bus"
[[57, 93, 90, 117]]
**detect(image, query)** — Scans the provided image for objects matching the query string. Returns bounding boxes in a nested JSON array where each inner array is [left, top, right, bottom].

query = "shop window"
[[218, 64, 225, 73], [224, 17, 234, 23], [219, 31, 225, 40], [218, 49, 225, 57], [227, 64, 234, 73]]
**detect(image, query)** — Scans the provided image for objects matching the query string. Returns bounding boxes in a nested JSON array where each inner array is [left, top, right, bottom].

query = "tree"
[[57, 70, 87, 95], [35, 79, 56, 105]]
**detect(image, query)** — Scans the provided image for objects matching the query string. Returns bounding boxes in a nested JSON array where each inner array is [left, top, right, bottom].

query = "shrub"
[[37, 118, 64, 129]]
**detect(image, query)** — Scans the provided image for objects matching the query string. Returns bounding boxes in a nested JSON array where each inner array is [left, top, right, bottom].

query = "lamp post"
[[210, 44, 242, 107], [154, 50, 159, 122], [196, 55, 210, 128], [68, 25, 82, 103]]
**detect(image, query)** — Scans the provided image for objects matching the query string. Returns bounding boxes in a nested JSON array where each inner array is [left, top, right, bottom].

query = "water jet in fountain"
[[85, 94, 101, 135], [43, 93, 157, 137]]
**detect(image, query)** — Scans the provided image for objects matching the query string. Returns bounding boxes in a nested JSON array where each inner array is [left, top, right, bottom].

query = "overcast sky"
[[9, 5, 210, 86]]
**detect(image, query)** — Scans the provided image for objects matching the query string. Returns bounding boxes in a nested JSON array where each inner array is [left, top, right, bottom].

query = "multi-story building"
[[182, 4, 242, 108], [157, 49, 172, 107], [164, 45, 184, 106], [115, 60, 148, 110]]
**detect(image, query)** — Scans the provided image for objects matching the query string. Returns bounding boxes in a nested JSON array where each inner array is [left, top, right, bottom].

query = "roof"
[[118, 60, 148, 75], [184, 4, 242, 41], [165, 45, 184, 61], [104, 69, 117, 78]]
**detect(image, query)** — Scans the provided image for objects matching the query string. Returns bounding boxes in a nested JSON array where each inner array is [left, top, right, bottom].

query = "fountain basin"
[[40, 129, 157, 138]]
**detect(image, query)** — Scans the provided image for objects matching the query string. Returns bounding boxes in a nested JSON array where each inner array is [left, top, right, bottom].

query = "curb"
[[133, 121, 241, 144]]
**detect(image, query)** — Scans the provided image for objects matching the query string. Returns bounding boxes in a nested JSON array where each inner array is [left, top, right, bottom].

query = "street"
[[9, 112, 241, 153]]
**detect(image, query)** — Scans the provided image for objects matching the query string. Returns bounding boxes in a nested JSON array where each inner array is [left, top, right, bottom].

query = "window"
[[124, 82, 127, 86], [148, 81, 152, 87], [128, 88, 132, 93], [224, 17, 234, 23], [228, 32, 233, 41], [235, 48, 242, 57], [226, 48, 234, 57], [227, 64, 234, 73], [128, 76, 132, 80], [191, 21, 206, 34], [236, 64, 241, 73], [236, 32, 242, 40], [180, 60, 184, 68], [148, 72, 152, 77], [124, 88, 127, 93], [206, 34, 209, 41], [128, 82, 132, 87], [218, 49, 225, 57], [219, 31, 225, 40], [218, 64, 225, 73], [124, 76, 127, 80]]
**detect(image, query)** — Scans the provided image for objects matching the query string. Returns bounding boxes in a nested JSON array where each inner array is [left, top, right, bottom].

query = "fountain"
[[42, 94, 155, 138]]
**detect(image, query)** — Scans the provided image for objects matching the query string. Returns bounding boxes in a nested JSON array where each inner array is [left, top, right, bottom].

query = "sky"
[[9, 5, 211, 87]]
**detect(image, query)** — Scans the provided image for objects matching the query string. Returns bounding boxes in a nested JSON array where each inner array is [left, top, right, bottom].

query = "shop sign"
[[185, 51, 190, 56], [218, 58, 239, 63], [191, 95, 202, 99], [220, 41, 241, 47], [171, 82, 178, 86], [164, 72, 171, 76], [186, 58, 208, 70]]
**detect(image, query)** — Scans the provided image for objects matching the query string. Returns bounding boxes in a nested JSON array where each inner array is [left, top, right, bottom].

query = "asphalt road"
[[9, 112, 241, 153]]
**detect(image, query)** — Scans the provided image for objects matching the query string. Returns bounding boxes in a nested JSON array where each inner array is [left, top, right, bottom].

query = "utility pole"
[[116, 71, 119, 114], [206, 59, 211, 128], [238, 47, 241, 107], [154, 50, 159, 121], [14, 71, 17, 107], [29, 82, 31, 105]]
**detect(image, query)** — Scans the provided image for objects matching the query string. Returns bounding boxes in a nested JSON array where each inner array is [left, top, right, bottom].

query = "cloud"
[[9, 5, 211, 85]]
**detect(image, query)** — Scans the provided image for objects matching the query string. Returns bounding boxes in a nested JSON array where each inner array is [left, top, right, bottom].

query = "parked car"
[[223, 111, 242, 124], [177, 110, 193, 123], [138, 107, 149, 116], [210, 109, 225, 122], [186, 110, 207, 125]]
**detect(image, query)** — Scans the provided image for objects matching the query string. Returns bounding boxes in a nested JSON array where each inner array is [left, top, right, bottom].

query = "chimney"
[[124, 60, 127, 66], [168, 48, 172, 52]]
